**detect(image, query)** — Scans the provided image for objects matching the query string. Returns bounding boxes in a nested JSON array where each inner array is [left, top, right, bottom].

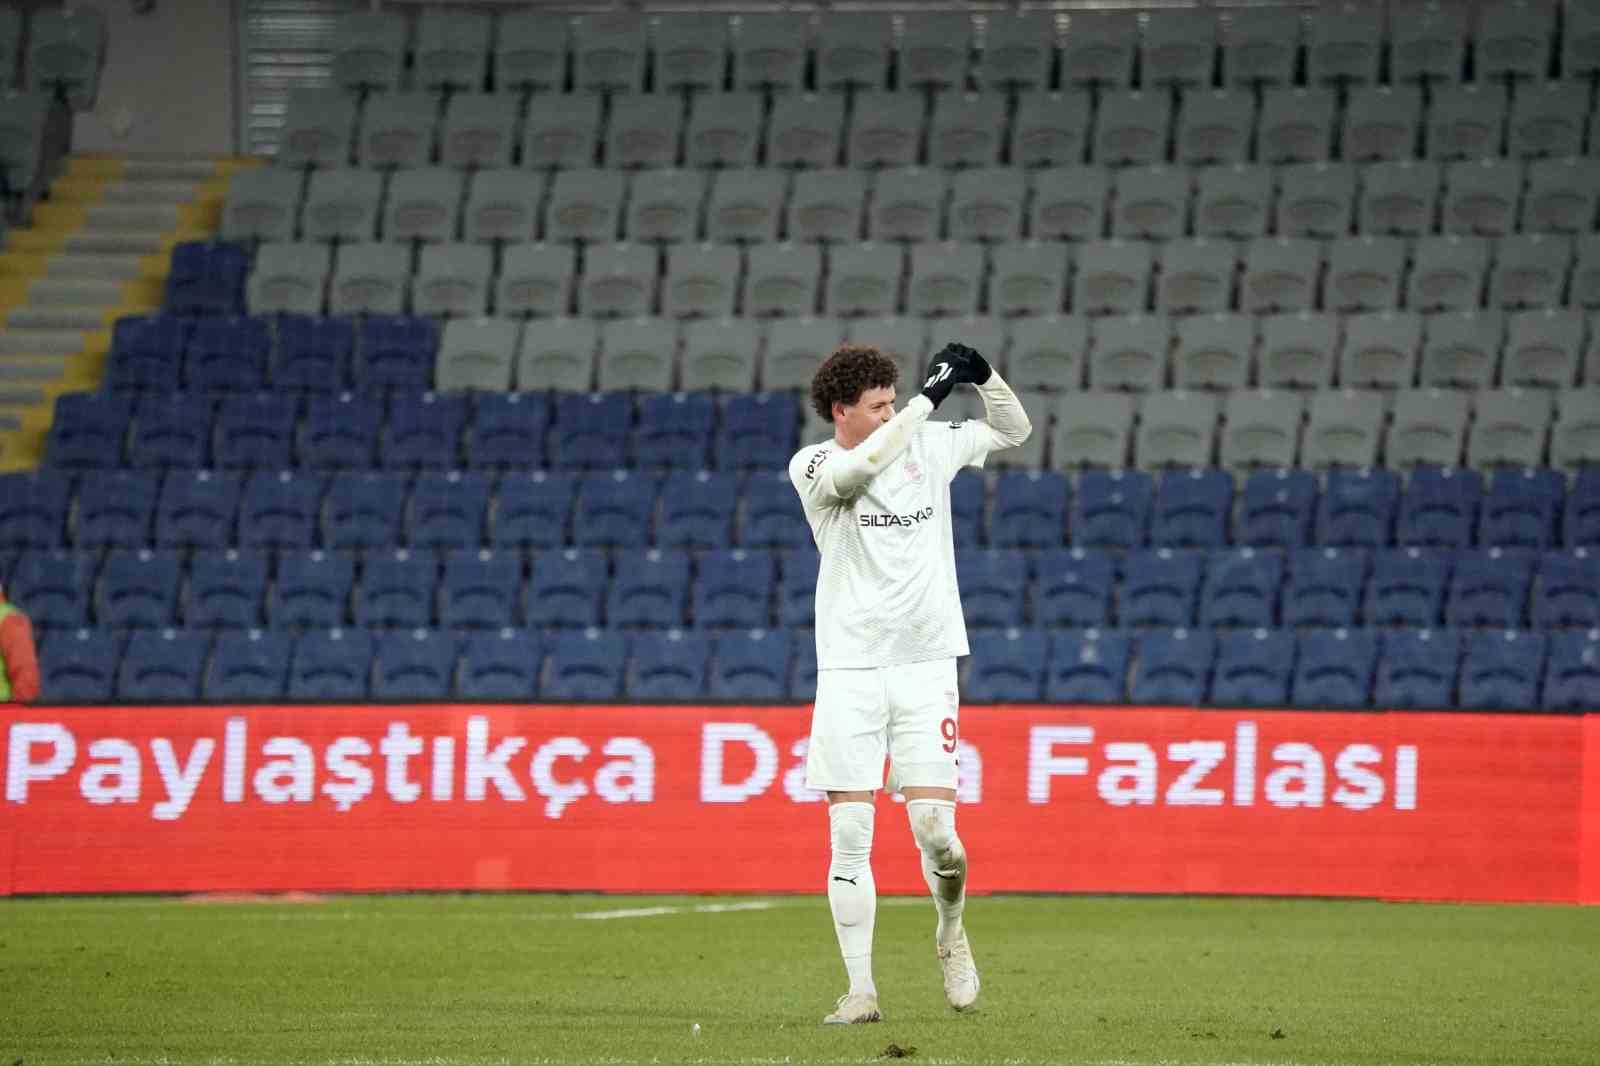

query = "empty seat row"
[[40, 625, 814, 704], [0, 7, 104, 109], [226, 160, 1600, 248], [313, 7, 1600, 97]]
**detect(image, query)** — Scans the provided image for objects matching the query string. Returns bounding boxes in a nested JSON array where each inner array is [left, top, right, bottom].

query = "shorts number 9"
[[940, 717, 958, 754]]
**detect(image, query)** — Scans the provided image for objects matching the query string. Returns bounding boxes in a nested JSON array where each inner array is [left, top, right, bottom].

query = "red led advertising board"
[[3, 705, 1596, 902]]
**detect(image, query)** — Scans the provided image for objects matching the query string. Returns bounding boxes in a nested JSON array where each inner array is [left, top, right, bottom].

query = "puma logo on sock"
[[832, 875, 858, 885]]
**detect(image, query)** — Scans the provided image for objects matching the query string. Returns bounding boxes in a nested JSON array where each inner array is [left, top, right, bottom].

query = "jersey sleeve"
[[789, 442, 844, 510]]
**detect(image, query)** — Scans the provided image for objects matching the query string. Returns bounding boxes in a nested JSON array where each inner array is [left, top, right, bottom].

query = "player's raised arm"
[[926, 343, 1032, 470]]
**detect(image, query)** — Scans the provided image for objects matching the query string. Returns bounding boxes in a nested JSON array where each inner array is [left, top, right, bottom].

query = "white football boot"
[[822, 991, 882, 1025], [938, 931, 980, 1011]]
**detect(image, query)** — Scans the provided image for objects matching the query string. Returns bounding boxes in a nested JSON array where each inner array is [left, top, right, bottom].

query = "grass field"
[[3, 892, 1598, 1066]]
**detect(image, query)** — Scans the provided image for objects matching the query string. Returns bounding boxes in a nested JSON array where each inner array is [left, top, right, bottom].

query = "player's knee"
[[908, 800, 964, 867], [829, 801, 875, 864]]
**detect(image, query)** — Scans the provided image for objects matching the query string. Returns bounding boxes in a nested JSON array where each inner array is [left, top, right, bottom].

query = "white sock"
[[827, 801, 877, 996], [908, 799, 966, 948]]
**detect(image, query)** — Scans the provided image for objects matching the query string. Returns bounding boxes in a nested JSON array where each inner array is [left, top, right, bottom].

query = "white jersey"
[[788, 418, 1005, 670]]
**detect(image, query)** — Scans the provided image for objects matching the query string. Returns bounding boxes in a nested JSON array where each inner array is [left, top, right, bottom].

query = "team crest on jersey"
[[903, 458, 924, 484]]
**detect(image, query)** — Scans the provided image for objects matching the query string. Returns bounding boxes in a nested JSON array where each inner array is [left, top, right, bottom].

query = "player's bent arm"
[[794, 394, 936, 503], [973, 371, 1031, 447]]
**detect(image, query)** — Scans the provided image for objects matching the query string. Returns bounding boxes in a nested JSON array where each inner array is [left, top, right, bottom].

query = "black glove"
[[919, 343, 992, 409]]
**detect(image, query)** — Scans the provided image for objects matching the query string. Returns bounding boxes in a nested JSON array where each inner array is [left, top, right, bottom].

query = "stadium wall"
[[4, 705, 1597, 904]]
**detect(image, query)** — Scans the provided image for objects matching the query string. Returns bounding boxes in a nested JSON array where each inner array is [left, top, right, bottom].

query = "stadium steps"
[[0, 154, 260, 470]]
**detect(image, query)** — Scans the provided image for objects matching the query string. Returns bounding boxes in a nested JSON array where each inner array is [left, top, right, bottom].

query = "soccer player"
[[788, 342, 1032, 1025]]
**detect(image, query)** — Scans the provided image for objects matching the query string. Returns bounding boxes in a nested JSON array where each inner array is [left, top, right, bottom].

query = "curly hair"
[[809, 345, 900, 423]]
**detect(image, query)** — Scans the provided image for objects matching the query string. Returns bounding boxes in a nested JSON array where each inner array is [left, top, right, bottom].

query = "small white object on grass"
[[692, 1023, 702, 1035]]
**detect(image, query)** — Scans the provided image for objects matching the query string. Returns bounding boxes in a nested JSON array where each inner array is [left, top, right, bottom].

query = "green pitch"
[[3, 893, 1597, 1066]]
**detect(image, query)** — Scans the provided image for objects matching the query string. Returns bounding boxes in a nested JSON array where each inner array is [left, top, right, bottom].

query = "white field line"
[[46, 1058, 1430, 1066]]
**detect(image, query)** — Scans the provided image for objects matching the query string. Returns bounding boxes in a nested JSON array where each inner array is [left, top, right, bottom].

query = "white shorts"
[[804, 658, 960, 793]]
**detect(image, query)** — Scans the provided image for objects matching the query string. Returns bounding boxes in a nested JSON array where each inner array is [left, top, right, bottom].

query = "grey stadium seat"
[[1274, 162, 1356, 239], [929, 317, 1008, 376], [436, 318, 519, 392], [1573, 235, 1600, 309], [1524, 158, 1600, 234], [1142, 9, 1218, 89], [1157, 240, 1237, 315], [787, 169, 866, 243], [664, 244, 741, 319], [607, 95, 683, 171], [1441, 158, 1523, 237], [681, 319, 760, 391], [1258, 312, 1338, 389], [1469, 388, 1554, 469], [0, 9, 20, 91], [653, 13, 730, 93], [977, 11, 1055, 91], [545, 169, 624, 243], [687, 93, 764, 169], [581, 243, 659, 319], [495, 12, 568, 93], [1358, 160, 1440, 237], [825, 243, 903, 317], [441, 94, 518, 171], [1552, 390, 1600, 469], [1095, 91, 1172, 168], [598, 318, 676, 391], [766, 93, 845, 169], [816, 12, 892, 90], [1427, 84, 1509, 162], [1323, 236, 1406, 312], [497, 243, 575, 318], [518, 318, 599, 392], [707, 170, 786, 244], [414, 9, 491, 94], [1339, 311, 1423, 390], [1258, 87, 1335, 164], [1408, 235, 1490, 312], [1173, 314, 1254, 390], [1490, 233, 1573, 310], [1194, 165, 1271, 239], [1061, 12, 1135, 89], [846, 317, 926, 385], [1509, 81, 1587, 159], [1052, 392, 1133, 469], [869, 168, 948, 244], [929, 92, 1006, 169], [1565, 2, 1600, 80], [763, 317, 843, 391], [330, 11, 406, 93], [1391, 4, 1467, 82], [1177, 90, 1255, 167], [1090, 314, 1171, 392], [908, 242, 985, 318], [358, 94, 437, 171], [277, 89, 356, 170], [1242, 238, 1321, 314], [1029, 167, 1108, 242], [574, 12, 647, 93], [247, 243, 330, 316], [1074, 240, 1152, 317], [223, 170, 303, 242], [950, 168, 1027, 243], [330, 243, 408, 317], [626, 169, 707, 244], [989, 241, 1069, 318], [1306, 6, 1382, 84], [1111, 167, 1190, 241], [744, 243, 822, 318], [464, 170, 544, 244], [27, 8, 105, 108], [1386, 388, 1469, 468], [1420, 310, 1506, 389], [1136, 391, 1219, 469], [385, 169, 465, 244], [1223, 7, 1300, 86], [1503, 309, 1585, 389], [1341, 86, 1422, 163], [302, 169, 383, 243], [1011, 92, 1091, 169], [1302, 390, 1384, 469], [523, 96, 601, 171], [848, 92, 925, 169], [734, 12, 808, 92], [1221, 390, 1303, 470], [1006, 315, 1087, 391], [413, 243, 493, 318], [899, 12, 973, 90], [1590, 313, 1600, 384]]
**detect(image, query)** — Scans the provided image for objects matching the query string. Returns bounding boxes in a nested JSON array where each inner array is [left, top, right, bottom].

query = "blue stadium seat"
[[204, 629, 291, 701], [1200, 548, 1284, 628], [301, 392, 381, 468], [274, 315, 354, 391], [609, 549, 690, 628], [1292, 628, 1379, 708], [553, 393, 632, 470], [1397, 466, 1484, 548], [357, 316, 438, 391], [373, 629, 458, 700], [0, 470, 73, 547], [693, 549, 775, 628], [490, 471, 577, 548], [46, 392, 130, 468], [458, 629, 542, 700], [185, 316, 270, 391], [11, 549, 97, 629], [129, 393, 213, 468], [187, 549, 268, 628], [1315, 467, 1400, 547], [1045, 629, 1131, 703], [1119, 549, 1202, 627], [97, 549, 181, 628], [118, 629, 208, 702], [634, 393, 715, 470], [658, 471, 737, 548], [790, 637, 818, 701], [407, 470, 491, 549], [950, 468, 985, 548], [1445, 548, 1534, 628], [270, 550, 355, 628], [1376, 629, 1460, 708], [776, 549, 820, 627], [74, 470, 158, 548], [956, 550, 1028, 627], [710, 629, 792, 700], [628, 629, 712, 700], [742, 471, 812, 548], [165, 241, 249, 317], [574, 471, 658, 548], [440, 548, 522, 629], [464, 392, 549, 469], [527, 548, 608, 628], [965, 627, 1048, 702], [289, 628, 374, 700], [1564, 468, 1600, 547], [357, 549, 439, 628], [323, 472, 408, 548], [1072, 469, 1153, 549], [1543, 630, 1600, 710], [1212, 628, 1296, 706], [544, 628, 626, 700], [1367, 547, 1451, 626], [213, 393, 298, 469], [108, 314, 191, 392], [40, 628, 121, 701], [1479, 468, 1564, 549], [1236, 469, 1317, 547], [992, 470, 1068, 548], [1459, 630, 1546, 710], [382, 392, 468, 469], [1130, 629, 1215, 705], [1150, 468, 1233, 549], [1031, 548, 1114, 627], [155, 470, 242, 548], [717, 393, 798, 471], [239, 470, 326, 549], [1283, 548, 1368, 627], [1533, 549, 1600, 628]]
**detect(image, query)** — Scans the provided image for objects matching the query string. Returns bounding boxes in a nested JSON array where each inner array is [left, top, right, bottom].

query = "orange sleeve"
[[0, 611, 41, 703]]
